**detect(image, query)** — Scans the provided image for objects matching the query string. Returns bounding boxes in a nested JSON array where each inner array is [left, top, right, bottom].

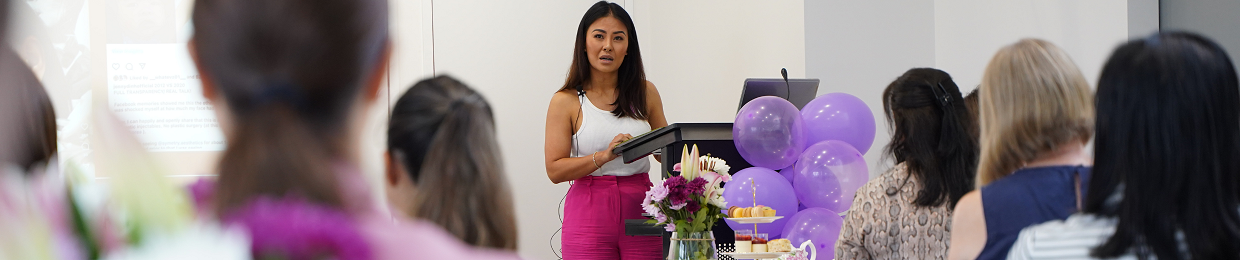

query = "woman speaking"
[[544, 1, 667, 259]]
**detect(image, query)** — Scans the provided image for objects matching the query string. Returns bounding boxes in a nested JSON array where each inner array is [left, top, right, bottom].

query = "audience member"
[[385, 75, 518, 250], [947, 39, 1095, 260], [836, 68, 979, 259], [1007, 31, 1240, 260], [187, 0, 520, 258], [0, 48, 56, 172], [963, 88, 979, 141]]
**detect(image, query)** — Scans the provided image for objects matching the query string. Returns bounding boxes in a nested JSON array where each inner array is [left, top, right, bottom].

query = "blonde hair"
[[976, 39, 1094, 187]]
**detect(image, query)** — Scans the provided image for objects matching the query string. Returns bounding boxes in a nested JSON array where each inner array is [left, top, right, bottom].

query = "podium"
[[614, 123, 751, 257]]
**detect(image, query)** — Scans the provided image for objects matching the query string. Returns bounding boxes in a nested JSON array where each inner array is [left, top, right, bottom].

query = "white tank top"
[[572, 94, 651, 177]]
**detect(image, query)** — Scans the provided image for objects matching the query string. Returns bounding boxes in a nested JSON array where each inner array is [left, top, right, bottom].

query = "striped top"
[[1007, 213, 1191, 260], [1005, 214, 1126, 260]]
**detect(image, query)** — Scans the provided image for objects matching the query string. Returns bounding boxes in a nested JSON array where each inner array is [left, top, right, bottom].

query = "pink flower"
[[648, 184, 669, 202], [672, 163, 682, 172], [669, 202, 687, 210], [701, 171, 731, 184], [642, 198, 660, 217], [664, 222, 676, 232]]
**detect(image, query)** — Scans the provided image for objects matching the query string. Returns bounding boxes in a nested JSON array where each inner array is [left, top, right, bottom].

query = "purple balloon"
[[781, 208, 844, 260], [723, 167, 798, 237], [793, 140, 868, 213], [734, 96, 806, 169], [778, 164, 796, 185], [801, 93, 876, 155]]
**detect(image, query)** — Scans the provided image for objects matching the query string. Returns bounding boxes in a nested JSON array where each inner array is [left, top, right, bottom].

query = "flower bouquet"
[[642, 145, 732, 260]]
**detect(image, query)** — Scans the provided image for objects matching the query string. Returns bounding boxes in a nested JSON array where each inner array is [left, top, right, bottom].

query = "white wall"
[[427, 1, 588, 259], [424, 1, 803, 259], [638, 1, 806, 124], [803, 1, 1134, 177], [804, 0, 937, 176], [934, 0, 1131, 90]]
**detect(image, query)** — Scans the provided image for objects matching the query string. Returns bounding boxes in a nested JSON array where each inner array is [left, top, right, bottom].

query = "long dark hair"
[[1085, 32, 1240, 260], [191, 0, 389, 215], [387, 76, 517, 250], [558, 1, 648, 120], [0, 48, 56, 172], [882, 68, 978, 208]]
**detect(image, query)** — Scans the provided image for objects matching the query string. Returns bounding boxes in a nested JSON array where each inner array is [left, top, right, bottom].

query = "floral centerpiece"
[[642, 145, 732, 260]]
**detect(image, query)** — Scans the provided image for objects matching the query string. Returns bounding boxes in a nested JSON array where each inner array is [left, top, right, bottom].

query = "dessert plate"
[[726, 216, 783, 224], [720, 252, 788, 259]]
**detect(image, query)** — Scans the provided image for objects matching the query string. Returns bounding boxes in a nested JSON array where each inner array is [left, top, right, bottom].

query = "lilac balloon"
[[734, 96, 806, 169], [793, 140, 868, 213], [723, 167, 798, 237], [778, 164, 796, 185], [801, 93, 877, 154], [781, 208, 844, 260]]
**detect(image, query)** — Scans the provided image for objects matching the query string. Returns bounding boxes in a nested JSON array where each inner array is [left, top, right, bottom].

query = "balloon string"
[[751, 178, 757, 232]]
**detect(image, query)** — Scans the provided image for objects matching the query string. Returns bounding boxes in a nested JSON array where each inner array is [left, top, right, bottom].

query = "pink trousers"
[[562, 173, 663, 260]]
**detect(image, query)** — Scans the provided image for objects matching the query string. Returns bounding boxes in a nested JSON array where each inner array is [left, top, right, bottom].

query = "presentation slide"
[[13, 0, 223, 177], [104, 0, 223, 152]]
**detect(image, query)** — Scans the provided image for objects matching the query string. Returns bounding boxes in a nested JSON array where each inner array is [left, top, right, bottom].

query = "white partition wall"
[[804, 0, 937, 176], [803, 0, 1136, 176], [933, 0, 1131, 90]]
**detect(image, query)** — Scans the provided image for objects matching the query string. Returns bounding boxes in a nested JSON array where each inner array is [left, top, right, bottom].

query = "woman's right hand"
[[601, 133, 633, 162]]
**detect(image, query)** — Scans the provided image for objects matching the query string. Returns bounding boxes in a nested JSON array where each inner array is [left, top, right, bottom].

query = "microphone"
[[781, 68, 791, 100]]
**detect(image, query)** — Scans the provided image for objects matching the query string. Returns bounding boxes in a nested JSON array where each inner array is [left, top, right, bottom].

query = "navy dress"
[[976, 165, 1090, 260]]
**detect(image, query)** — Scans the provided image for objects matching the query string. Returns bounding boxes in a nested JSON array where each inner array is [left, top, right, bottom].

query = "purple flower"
[[664, 222, 676, 232], [665, 176, 691, 206], [188, 179, 216, 216], [686, 177, 708, 196], [664, 176, 687, 189], [224, 197, 372, 260], [686, 200, 701, 213]]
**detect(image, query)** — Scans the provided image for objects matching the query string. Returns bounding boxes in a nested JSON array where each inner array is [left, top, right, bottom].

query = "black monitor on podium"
[[614, 123, 751, 257], [738, 78, 820, 110]]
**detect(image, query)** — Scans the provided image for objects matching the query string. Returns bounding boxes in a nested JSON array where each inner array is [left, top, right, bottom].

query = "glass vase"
[[668, 231, 717, 260]]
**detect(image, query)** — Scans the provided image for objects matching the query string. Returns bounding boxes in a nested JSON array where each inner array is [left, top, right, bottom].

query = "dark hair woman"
[[1007, 32, 1240, 260], [189, 0, 520, 259], [543, 1, 668, 259], [836, 68, 978, 259], [0, 48, 56, 172], [385, 75, 518, 250]]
